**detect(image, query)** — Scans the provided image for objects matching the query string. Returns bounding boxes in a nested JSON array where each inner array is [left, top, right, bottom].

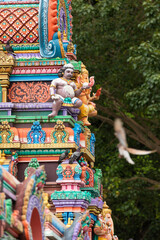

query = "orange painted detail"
[[48, 0, 58, 41], [17, 127, 74, 142], [18, 156, 58, 162], [8, 82, 50, 103], [22, 220, 30, 240], [0, 7, 39, 44], [56, 207, 85, 212]]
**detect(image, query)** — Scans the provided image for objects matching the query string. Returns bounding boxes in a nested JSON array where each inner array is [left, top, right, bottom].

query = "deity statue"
[[77, 64, 101, 126], [94, 202, 118, 240], [48, 63, 91, 118]]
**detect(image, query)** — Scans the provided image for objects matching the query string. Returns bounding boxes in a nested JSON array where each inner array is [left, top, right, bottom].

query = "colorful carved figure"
[[9, 151, 18, 177], [77, 64, 101, 126], [72, 210, 91, 240], [94, 202, 118, 240], [48, 63, 90, 118]]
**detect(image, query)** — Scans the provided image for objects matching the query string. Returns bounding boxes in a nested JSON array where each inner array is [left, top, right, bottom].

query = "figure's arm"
[[50, 80, 59, 99]]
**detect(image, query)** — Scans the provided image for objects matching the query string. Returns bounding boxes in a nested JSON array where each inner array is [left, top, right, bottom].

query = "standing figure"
[[94, 202, 118, 240], [48, 64, 90, 118]]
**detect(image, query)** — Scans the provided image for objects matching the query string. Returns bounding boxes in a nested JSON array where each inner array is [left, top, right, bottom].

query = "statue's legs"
[[48, 99, 63, 118]]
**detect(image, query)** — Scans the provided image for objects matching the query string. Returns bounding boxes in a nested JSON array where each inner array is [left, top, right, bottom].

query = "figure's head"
[[58, 63, 74, 80], [81, 63, 89, 83]]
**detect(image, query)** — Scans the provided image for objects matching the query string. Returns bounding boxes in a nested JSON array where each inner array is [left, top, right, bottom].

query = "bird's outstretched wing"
[[127, 148, 156, 155], [114, 118, 157, 165], [114, 118, 128, 148]]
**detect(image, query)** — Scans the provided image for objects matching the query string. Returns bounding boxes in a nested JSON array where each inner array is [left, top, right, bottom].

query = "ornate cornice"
[[0, 46, 14, 68]]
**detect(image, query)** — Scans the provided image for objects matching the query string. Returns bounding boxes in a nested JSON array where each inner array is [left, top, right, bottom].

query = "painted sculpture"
[[94, 202, 118, 240], [77, 64, 101, 126], [48, 63, 92, 118], [0, 0, 119, 239]]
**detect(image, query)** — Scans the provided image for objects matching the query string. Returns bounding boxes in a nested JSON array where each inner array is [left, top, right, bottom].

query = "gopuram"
[[0, 0, 118, 239]]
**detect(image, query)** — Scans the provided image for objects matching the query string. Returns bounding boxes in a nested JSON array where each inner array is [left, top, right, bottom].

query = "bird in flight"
[[114, 118, 156, 164]]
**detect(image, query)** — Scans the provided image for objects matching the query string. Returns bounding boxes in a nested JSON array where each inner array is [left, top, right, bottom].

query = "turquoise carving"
[[39, 0, 72, 58], [51, 190, 91, 202], [90, 133, 96, 155], [94, 169, 102, 192], [73, 123, 81, 146], [74, 163, 82, 180], [62, 212, 74, 225], [27, 121, 46, 144]]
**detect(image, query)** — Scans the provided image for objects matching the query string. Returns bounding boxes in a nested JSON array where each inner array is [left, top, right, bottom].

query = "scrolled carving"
[[51, 120, 69, 143], [0, 121, 14, 143], [8, 82, 50, 103]]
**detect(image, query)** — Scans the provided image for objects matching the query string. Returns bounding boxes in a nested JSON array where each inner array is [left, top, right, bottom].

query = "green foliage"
[[72, 0, 160, 239]]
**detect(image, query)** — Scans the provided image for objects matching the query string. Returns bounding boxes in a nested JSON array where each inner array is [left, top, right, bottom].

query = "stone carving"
[[0, 7, 38, 44], [90, 133, 96, 155], [84, 128, 91, 150], [48, 63, 91, 118], [73, 123, 82, 146], [51, 120, 69, 143], [9, 151, 18, 177], [27, 121, 46, 144], [8, 82, 50, 103], [94, 169, 102, 192], [72, 211, 91, 240], [77, 63, 101, 126], [0, 121, 14, 143], [94, 202, 118, 240], [24, 158, 40, 178]]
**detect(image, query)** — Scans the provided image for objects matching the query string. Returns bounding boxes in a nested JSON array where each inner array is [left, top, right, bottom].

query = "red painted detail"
[[48, 0, 58, 41], [0, 7, 39, 44], [30, 208, 42, 240]]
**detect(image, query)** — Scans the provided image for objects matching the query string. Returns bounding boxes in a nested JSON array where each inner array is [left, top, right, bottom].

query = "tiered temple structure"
[[0, 0, 118, 239]]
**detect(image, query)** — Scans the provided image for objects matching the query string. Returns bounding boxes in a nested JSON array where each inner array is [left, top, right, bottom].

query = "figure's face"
[[82, 73, 89, 83], [105, 213, 113, 225], [64, 68, 74, 80]]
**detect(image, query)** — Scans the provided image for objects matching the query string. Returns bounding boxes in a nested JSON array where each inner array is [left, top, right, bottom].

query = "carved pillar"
[[0, 46, 15, 102]]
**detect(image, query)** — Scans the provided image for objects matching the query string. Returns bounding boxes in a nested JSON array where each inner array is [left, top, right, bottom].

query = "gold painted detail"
[[0, 150, 6, 165], [67, 42, 74, 53], [20, 142, 77, 149], [43, 193, 51, 209], [84, 128, 91, 150], [55, 212, 63, 221], [0, 46, 15, 102], [51, 120, 69, 143], [0, 121, 14, 144], [0, 46, 14, 66]]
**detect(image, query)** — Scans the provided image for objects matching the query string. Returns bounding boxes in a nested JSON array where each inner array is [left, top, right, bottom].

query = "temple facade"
[[0, 0, 118, 239]]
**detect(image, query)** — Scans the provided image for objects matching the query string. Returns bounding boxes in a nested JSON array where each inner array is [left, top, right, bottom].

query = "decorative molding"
[[73, 123, 81, 146], [8, 82, 50, 103], [20, 142, 77, 149], [0, 6, 39, 44], [27, 121, 46, 143], [84, 127, 91, 150], [0, 121, 14, 143], [51, 120, 69, 143], [11, 67, 60, 75]]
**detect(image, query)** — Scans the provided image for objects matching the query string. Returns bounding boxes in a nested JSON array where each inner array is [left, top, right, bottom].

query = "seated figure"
[[77, 64, 101, 126], [48, 63, 90, 118]]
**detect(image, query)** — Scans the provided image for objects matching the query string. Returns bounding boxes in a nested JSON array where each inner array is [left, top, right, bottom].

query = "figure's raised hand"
[[89, 76, 95, 87]]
